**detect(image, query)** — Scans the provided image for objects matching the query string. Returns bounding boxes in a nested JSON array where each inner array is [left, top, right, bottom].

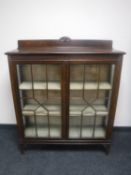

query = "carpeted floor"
[[0, 128, 131, 175]]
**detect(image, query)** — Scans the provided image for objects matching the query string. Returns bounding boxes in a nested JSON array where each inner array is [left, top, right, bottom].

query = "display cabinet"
[[6, 37, 125, 153]]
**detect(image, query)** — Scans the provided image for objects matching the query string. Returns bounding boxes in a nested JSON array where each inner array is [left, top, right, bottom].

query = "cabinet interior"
[[17, 64, 115, 139]]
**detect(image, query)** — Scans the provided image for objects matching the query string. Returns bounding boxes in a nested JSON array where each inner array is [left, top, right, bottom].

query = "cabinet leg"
[[20, 143, 27, 154], [103, 144, 111, 155]]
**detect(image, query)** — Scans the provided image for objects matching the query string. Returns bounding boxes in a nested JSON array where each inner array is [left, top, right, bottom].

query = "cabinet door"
[[69, 64, 115, 139], [17, 64, 62, 138]]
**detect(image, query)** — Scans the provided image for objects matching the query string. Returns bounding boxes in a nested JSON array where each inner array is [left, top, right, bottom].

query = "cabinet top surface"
[[6, 37, 125, 55]]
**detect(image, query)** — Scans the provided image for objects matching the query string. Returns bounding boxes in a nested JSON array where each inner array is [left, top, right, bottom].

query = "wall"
[[0, 0, 131, 126]]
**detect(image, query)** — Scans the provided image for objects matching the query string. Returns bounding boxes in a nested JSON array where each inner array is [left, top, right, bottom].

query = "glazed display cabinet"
[[6, 37, 125, 153]]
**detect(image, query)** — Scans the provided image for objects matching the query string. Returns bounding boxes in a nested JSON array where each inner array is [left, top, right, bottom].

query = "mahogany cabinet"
[[6, 37, 125, 153]]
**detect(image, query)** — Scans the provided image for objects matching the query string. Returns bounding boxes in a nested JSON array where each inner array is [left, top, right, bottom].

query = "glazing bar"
[[46, 64, 48, 99], [30, 64, 35, 98]]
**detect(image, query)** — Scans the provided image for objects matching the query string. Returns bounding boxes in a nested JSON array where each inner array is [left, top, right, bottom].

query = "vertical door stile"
[[61, 61, 70, 139], [30, 64, 38, 138], [66, 62, 70, 139], [61, 62, 67, 138]]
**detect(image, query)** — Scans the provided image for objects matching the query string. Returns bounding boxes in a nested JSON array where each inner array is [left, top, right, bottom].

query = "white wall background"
[[0, 0, 131, 126]]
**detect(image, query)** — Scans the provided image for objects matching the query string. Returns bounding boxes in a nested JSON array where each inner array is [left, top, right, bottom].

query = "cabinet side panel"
[[106, 56, 123, 139], [8, 58, 25, 143]]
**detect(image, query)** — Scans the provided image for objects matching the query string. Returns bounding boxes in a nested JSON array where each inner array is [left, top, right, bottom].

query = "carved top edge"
[[5, 37, 126, 55], [18, 37, 113, 49]]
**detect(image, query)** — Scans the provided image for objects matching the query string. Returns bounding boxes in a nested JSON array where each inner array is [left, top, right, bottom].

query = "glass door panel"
[[69, 64, 115, 139], [17, 64, 62, 138]]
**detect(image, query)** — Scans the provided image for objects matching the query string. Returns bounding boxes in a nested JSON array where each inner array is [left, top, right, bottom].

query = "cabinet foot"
[[20, 143, 27, 154], [103, 144, 111, 155]]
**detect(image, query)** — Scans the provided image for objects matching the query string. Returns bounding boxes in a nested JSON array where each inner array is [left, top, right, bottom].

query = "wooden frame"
[[6, 37, 125, 154]]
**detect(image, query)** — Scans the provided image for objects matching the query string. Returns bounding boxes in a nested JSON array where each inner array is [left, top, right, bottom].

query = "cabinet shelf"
[[22, 104, 61, 116], [69, 127, 105, 138], [19, 81, 61, 90], [70, 82, 112, 90], [24, 125, 105, 138], [70, 105, 108, 116], [19, 81, 112, 90], [22, 104, 108, 117], [25, 126, 61, 138]]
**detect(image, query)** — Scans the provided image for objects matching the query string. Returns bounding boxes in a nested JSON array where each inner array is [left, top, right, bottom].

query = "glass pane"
[[17, 64, 62, 138], [69, 64, 115, 139]]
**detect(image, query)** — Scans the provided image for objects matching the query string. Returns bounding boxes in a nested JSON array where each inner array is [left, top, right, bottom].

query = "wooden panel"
[[18, 37, 112, 49]]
